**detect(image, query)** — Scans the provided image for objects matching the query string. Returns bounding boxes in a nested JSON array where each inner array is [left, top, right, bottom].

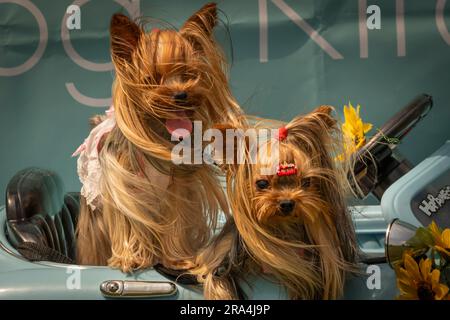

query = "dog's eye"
[[256, 179, 270, 190], [301, 177, 311, 189]]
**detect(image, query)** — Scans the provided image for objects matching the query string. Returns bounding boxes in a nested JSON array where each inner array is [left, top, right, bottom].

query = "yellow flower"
[[342, 102, 373, 155], [396, 254, 449, 300], [428, 221, 450, 257]]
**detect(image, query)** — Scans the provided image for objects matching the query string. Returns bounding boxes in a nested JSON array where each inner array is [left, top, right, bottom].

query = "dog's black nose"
[[279, 200, 295, 214], [174, 91, 188, 101]]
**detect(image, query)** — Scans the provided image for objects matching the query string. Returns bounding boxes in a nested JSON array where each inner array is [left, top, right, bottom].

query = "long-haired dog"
[[74, 3, 243, 272], [192, 106, 359, 299]]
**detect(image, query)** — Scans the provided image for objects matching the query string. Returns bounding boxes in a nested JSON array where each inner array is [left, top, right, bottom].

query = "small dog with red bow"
[[191, 106, 359, 299]]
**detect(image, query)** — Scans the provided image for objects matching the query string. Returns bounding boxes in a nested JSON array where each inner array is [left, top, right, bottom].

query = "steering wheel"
[[351, 94, 433, 199]]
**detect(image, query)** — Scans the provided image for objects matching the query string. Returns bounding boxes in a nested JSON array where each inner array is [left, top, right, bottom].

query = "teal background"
[[1, 0, 449, 202]]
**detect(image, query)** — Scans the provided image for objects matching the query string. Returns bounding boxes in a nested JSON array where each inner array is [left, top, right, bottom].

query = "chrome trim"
[[384, 218, 398, 268], [100, 280, 177, 298]]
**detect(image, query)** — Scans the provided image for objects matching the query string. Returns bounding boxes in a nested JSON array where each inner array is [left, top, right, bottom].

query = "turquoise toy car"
[[0, 94, 446, 300]]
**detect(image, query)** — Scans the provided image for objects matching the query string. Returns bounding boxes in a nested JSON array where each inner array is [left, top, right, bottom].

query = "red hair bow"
[[276, 163, 298, 177], [277, 127, 288, 141]]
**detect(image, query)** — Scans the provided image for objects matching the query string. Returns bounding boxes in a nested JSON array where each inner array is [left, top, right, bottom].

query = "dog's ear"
[[181, 3, 217, 40], [110, 13, 142, 63], [285, 105, 339, 157], [288, 105, 337, 134], [307, 105, 337, 129]]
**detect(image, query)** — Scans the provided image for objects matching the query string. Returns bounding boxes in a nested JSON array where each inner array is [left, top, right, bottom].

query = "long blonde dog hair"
[[76, 3, 243, 272], [193, 106, 359, 299]]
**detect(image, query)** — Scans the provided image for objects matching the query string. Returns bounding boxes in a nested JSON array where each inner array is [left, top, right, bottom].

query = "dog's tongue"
[[165, 111, 193, 140]]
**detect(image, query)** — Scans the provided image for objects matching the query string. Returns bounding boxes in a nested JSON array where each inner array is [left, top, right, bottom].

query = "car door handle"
[[100, 280, 177, 298]]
